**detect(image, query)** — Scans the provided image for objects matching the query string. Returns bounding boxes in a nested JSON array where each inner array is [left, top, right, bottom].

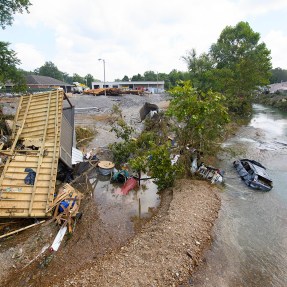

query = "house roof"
[[26, 75, 73, 86]]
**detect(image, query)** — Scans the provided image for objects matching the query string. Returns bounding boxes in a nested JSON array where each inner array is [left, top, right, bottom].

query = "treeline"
[[21, 61, 98, 89], [270, 68, 287, 84], [22, 61, 189, 90]]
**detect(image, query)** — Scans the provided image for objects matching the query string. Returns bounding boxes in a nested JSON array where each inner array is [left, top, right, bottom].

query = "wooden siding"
[[0, 91, 63, 217]]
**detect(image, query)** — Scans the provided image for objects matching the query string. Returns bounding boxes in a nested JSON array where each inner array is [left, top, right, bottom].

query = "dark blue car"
[[233, 159, 273, 191]]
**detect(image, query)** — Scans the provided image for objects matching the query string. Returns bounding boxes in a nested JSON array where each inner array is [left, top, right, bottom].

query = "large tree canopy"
[[210, 21, 272, 97], [184, 22, 272, 115], [167, 81, 229, 152], [0, 0, 31, 29]]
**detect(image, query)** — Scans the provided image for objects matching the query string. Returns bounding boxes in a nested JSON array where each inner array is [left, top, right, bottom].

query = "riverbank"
[[62, 179, 220, 287], [255, 92, 287, 111]]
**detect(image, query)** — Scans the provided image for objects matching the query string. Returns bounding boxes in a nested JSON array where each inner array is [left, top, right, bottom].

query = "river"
[[193, 104, 287, 287]]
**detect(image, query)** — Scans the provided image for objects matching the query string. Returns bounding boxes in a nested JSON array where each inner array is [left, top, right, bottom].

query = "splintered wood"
[[51, 183, 83, 233]]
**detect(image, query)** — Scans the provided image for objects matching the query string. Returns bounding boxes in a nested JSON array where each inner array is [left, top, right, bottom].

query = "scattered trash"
[[98, 161, 115, 176], [24, 168, 36, 185], [197, 163, 224, 184], [139, 102, 159, 121], [50, 225, 67, 252], [171, 154, 180, 165], [49, 183, 83, 233], [121, 177, 138, 195], [111, 169, 129, 183]]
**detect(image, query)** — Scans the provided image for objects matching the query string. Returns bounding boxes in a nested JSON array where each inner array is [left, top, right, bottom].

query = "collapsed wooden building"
[[0, 90, 76, 218]]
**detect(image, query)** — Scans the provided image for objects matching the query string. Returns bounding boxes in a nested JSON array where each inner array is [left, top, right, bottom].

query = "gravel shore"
[[61, 179, 220, 287]]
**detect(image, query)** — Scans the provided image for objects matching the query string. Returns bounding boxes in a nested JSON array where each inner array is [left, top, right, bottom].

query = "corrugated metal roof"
[[72, 147, 83, 165]]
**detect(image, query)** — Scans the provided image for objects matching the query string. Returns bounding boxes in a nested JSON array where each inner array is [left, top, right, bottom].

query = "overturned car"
[[233, 159, 273, 192]]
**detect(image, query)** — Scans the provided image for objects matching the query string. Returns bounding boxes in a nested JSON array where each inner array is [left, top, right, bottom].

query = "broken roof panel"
[[0, 91, 63, 218]]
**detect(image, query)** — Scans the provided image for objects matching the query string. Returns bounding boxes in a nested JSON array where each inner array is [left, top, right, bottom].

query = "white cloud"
[[263, 30, 287, 69], [13, 43, 45, 71], [8, 0, 287, 79]]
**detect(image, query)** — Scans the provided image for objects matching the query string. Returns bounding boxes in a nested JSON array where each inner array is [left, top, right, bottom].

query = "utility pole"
[[98, 58, 106, 96]]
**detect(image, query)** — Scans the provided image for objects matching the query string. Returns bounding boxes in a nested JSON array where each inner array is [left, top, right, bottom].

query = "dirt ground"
[[0, 93, 222, 286]]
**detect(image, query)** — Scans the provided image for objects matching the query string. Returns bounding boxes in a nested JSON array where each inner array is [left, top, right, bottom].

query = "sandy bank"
[[62, 179, 220, 287]]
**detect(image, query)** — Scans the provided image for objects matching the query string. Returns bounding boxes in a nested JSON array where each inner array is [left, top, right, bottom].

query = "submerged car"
[[233, 159, 273, 191]]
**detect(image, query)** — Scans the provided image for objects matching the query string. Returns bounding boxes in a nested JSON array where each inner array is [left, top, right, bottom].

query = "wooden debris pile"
[[48, 183, 83, 233], [83, 88, 144, 96], [83, 88, 121, 96]]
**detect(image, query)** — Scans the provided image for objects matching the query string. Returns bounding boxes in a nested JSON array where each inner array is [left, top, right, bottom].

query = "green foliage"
[[109, 115, 182, 191], [126, 69, 189, 90], [109, 111, 136, 165], [110, 118, 134, 142], [0, 0, 31, 29], [182, 49, 214, 91], [210, 21, 272, 97], [122, 75, 129, 81], [167, 81, 229, 153], [34, 61, 64, 81], [73, 73, 85, 84], [0, 41, 26, 92], [270, 68, 287, 84], [146, 142, 182, 191], [183, 22, 272, 116], [85, 73, 95, 88], [109, 140, 136, 166], [131, 73, 144, 81]]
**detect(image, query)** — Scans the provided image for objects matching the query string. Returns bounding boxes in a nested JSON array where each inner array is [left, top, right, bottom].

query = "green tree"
[[167, 69, 189, 89], [0, 0, 31, 29], [182, 49, 214, 91], [122, 75, 129, 81], [62, 72, 73, 84], [210, 21, 272, 99], [85, 73, 95, 88], [0, 1, 31, 91], [35, 61, 64, 81], [0, 42, 26, 91], [143, 71, 157, 81], [167, 81, 229, 153], [72, 73, 85, 84], [131, 73, 143, 81], [270, 68, 287, 84]]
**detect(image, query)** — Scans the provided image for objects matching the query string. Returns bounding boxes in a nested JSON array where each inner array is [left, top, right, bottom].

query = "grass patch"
[[75, 126, 97, 147]]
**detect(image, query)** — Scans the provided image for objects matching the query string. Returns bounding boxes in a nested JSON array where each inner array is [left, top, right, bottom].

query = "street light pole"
[[98, 58, 106, 96]]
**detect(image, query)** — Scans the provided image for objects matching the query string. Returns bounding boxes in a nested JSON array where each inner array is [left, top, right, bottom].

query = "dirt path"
[[61, 180, 220, 287]]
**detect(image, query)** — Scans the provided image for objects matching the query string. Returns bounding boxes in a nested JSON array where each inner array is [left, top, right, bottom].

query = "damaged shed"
[[0, 90, 75, 218]]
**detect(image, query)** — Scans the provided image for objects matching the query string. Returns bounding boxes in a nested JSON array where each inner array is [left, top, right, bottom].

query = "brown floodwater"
[[90, 171, 161, 239]]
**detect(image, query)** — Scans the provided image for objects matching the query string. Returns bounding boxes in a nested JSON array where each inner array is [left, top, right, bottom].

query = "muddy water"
[[89, 171, 160, 240], [193, 104, 287, 286]]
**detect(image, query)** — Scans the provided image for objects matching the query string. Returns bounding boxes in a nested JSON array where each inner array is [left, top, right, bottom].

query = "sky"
[[1, 0, 287, 82]]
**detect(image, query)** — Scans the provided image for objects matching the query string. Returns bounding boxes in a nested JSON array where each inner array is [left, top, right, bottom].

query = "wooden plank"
[[0, 220, 45, 239], [12, 96, 23, 138], [28, 92, 52, 215], [46, 91, 59, 211]]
